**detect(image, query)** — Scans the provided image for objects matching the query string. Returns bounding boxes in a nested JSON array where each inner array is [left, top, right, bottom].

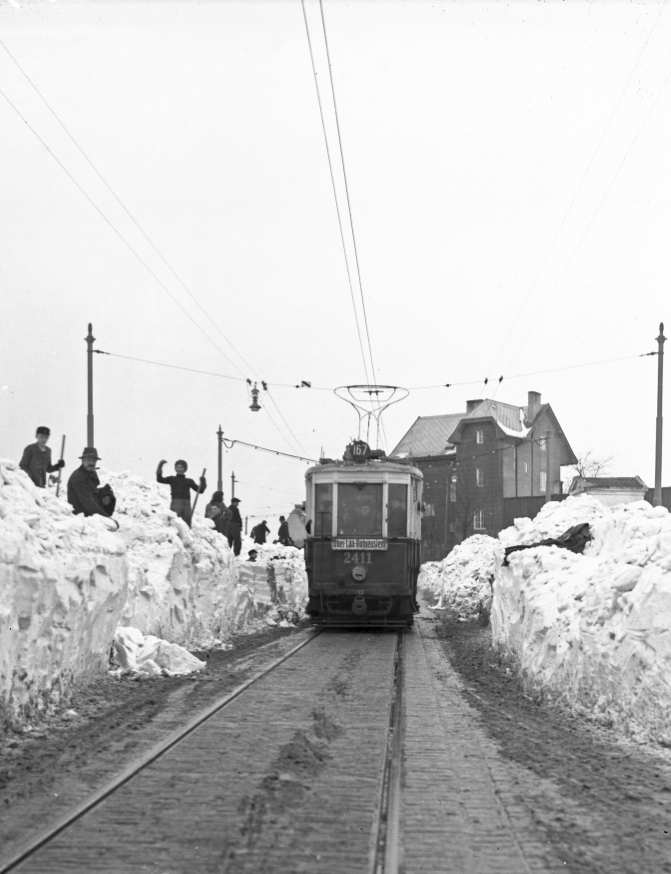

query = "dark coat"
[[226, 504, 243, 536], [252, 522, 270, 544], [157, 464, 206, 499], [67, 466, 110, 517], [19, 443, 60, 488], [278, 520, 291, 545]]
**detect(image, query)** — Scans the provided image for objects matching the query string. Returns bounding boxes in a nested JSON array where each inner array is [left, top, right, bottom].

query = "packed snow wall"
[[1, 461, 309, 725], [418, 534, 501, 620], [0, 461, 127, 725], [494, 495, 671, 743]]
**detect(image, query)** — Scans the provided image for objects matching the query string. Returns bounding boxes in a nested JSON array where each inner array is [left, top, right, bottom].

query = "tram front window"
[[337, 483, 383, 537], [314, 483, 333, 535]]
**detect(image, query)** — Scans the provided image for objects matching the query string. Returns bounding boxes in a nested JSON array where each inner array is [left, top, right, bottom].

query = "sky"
[[0, 0, 669, 531]]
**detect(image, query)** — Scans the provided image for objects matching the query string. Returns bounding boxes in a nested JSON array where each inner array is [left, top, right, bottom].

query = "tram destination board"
[[332, 538, 388, 550]]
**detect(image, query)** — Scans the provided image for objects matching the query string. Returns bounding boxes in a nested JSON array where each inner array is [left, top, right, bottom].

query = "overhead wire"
[[501, 66, 671, 379], [483, 0, 669, 393], [0, 37, 259, 382], [299, 0, 372, 386], [0, 42, 308, 457]]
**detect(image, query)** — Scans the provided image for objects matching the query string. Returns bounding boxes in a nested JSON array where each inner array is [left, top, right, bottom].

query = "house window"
[[524, 462, 528, 474], [476, 467, 484, 487], [450, 477, 456, 502], [540, 472, 547, 491], [539, 438, 547, 452], [473, 510, 485, 529], [476, 429, 484, 444], [449, 521, 456, 533]]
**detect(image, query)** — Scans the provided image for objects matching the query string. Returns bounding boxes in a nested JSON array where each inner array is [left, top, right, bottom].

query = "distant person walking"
[[278, 515, 292, 546], [67, 447, 112, 520], [156, 459, 206, 528], [19, 426, 64, 488], [226, 497, 243, 556], [251, 520, 270, 545]]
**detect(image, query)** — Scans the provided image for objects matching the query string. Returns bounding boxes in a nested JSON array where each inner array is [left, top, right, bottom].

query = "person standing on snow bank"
[[67, 448, 114, 523], [156, 459, 206, 528], [205, 490, 228, 521], [20, 426, 64, 488], [251, 520, 270, 545], [278, 515, 292, 546], [226, 497, 243, 556]]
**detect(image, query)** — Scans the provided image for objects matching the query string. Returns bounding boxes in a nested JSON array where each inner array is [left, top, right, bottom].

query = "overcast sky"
[[1, 0, 669, 528]]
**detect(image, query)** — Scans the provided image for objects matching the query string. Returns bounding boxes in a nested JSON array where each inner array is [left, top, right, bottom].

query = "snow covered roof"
[[570, 476, 648, 493], [390, 412, 463, 458]]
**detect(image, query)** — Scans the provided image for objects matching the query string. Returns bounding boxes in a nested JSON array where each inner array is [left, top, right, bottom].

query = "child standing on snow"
[[156, 459, 206, 528]]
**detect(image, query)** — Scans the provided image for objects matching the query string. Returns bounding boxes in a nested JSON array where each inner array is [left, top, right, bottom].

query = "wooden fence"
[[502, 494, 567, 529]]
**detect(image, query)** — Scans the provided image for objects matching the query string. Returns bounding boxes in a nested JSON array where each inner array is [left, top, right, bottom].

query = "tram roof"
[[305, 457, 423, 478]]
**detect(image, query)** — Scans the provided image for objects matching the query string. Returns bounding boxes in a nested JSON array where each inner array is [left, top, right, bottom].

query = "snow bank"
[[419, 535, 501, 619], [493, 495, 671, 743], [0, 460, 127, 725], [105, 470, 245, 648], [1, 461, 309, 727]]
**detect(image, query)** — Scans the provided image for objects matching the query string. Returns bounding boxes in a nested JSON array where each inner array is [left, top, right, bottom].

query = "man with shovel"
[[156, 459, 206, 528]]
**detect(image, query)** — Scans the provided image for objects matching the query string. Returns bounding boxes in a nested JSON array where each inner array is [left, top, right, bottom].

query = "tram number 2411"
[[343, 551, 372, 564]]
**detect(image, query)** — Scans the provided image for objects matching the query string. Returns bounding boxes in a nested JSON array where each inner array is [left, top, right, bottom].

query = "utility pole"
[[545, 429, 552, 503], [654, 322, 666, 506], [231, 471, 236, 500], [217, 425, 223, 493], [86, 323, 95, 446]]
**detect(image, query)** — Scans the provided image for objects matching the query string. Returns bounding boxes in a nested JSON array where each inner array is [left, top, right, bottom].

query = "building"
[[568, 476, 647, 506], [391, 391, 577, 560]]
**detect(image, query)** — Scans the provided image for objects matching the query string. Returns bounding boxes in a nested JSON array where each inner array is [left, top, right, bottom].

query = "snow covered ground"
[[0, 460, 308, 724], [424, 494, 671, 745]]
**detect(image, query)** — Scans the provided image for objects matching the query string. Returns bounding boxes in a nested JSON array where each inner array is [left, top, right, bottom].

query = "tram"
[[304, 439, 423, 627]]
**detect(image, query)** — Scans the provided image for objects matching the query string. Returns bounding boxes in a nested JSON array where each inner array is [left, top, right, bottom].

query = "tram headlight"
[[351, 564, 367, 582]]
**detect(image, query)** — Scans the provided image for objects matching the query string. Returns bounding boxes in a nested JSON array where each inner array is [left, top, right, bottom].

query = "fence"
[[502, 494, 567, 529], [644, 487, 671, 511]]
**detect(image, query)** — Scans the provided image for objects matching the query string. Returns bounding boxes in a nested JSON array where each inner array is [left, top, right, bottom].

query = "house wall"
[[454, 421, 503, 540], [413, 455, 455, 561], [508, 410, 563, 497]]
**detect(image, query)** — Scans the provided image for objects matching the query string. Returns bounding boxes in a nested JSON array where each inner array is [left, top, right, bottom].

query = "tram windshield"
[[314, 483, 334, 535], [337, 483, 383, 537], [387, 483, 408, 538]]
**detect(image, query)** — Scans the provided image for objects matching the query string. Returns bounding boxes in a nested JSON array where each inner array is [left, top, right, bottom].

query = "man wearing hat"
[[226, 497, 243, 556], [156, 459, 206, 528], [19, 426, 65, 488], [67, 447, 112, 519]]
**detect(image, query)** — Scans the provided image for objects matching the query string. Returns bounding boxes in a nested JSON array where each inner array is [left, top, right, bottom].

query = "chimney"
[[527, 391, 541, 422], [466, 399, 483, 413]]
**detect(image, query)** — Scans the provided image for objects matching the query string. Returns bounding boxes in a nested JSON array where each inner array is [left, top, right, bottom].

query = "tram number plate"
[[332, 538, 387, 550]]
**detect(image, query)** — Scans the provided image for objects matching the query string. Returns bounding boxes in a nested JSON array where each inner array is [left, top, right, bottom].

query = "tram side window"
[[387, 483, 408, 538], [337, 483, 383, 537], [314, 483, 333, 535]]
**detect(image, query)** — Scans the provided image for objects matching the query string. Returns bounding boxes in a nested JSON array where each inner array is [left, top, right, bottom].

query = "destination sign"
[[332, 538, 388, 550]]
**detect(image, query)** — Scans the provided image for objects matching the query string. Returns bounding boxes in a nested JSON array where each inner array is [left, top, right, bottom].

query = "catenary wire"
[[317, 0, 387, 448], [501, 67, 671, 378], [0, 37, 259, 381], [0, 53, 306, 457], [482, 0, 669, 389], [300, 0, 372, 386]]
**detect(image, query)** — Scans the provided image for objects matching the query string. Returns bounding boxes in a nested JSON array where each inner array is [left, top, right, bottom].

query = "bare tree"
[[563, 449, 615, 492]]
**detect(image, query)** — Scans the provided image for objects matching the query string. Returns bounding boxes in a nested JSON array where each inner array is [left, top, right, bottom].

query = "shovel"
[[191, 468, 206, 517], [56, 435, 66, 497]]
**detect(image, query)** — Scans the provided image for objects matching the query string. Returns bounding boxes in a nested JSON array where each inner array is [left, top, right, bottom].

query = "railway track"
[[1, 628, 406, 874]]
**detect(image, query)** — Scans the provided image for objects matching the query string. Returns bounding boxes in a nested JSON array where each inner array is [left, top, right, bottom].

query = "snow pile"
[[419, 535, 502, 619], [0, 460, 127, 724], [112, 626, 206, 677], [103, 470, 247, 648], [233, 542, 308, 625], [493, 495, 671, 743]]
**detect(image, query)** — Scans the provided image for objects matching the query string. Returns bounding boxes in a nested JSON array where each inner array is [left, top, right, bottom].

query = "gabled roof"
[[570, 476, 648, 492], [449, 400, 528, 444], [390, 412, 462, 458]]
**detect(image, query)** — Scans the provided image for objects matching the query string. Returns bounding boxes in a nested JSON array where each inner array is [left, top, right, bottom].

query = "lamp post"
[[654, 322, 666, 506], [217, 425, 223, 493], [86, 323, 95, 446]]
